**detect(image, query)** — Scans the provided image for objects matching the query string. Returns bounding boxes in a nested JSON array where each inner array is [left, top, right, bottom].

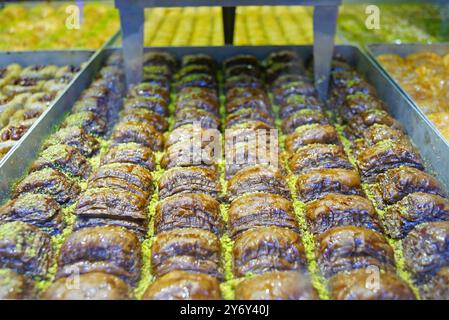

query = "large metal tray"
[[0, 49, 109, 202], [1, 45, 447, 204]]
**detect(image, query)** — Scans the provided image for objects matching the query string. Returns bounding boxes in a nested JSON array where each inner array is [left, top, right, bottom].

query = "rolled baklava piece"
[[228, 193, 297, 238], [305, 194, 381, 235], [154, 193, 223, 235], [232, 226, 306, 277], [296, 168, 363, 202], [43, 272, 132, 300], [12, 168, 81, 205], [235, 271, 318, 300], [158, 167, 221, 200], [0, 221, 52, 278], [328, 269, 415, 300], [151, 228, 222, 279], [56, 226, 142, 285], [142, 271, 222, 300], [316, 226, 395, 278], [402, 221, 449, 279]]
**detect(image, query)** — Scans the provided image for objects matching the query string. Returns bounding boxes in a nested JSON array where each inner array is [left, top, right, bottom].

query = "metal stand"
[[222, 6, 236, 45], [313, 5, 339, 100], [114, 0, 341, 99]]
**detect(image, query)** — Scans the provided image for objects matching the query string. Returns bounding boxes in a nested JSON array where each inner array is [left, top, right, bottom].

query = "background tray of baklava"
[[1, 45, 448, 300], [0, 47, 116, 200], [0, 50, 94, 163], [367, 43, 449, 151]]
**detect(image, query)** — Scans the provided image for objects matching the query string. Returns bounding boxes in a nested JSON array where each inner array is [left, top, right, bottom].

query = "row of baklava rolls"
[[0, 63, 83, 158], [271, 50, 416, 300], [330, 58, 449, 300], [220, 53, 318, 300], [141, 53, 224, 300], [40, 52, 178, 299], [0, 53, 124, 299]]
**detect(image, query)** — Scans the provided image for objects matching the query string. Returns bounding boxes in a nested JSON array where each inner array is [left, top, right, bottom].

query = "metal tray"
[[1, 44, 447, 204], [0, 49, 110, 202]]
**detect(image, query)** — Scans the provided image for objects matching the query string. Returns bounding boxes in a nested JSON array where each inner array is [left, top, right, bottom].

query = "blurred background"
[[0, 1, 447, 50]]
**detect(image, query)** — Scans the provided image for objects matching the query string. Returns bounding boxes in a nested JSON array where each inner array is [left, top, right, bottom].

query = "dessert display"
[[0, 48, 448, 300]]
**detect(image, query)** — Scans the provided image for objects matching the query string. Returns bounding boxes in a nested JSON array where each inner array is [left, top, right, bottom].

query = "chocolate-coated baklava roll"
[[128, 83, 169, 102], [61, 111, 107, 136], [328, 269, 415, 300], [144, 51, 177, 71], [227, 166, 290, 202], [142, 271, 222, 300], [0, 193, 64, 233], [281, 109, 329, 134], [158, 167, 221, 200], [123, 96, 168, 117], [223, 54, 259, 71], [357, 140, 424, 180], [74, 187, 148, 235], [266, 62, 305, 85], [88, 163, 153, 199], [265, 50, 302, 67], [373, 167, 444, 208], [226, 96, 272, 115], [111, 121, 163, 151], [175, 73, 217, 92], [340, 93, 386, 122], [305, 194, 381, 235], [100, 142, 156, 171], [279, 94, 322, 119], [228, 193, 297, 238], [42, 127, 100, 157], [285, 124, 340, 153], [43, 272, 132, 300], [402, 221, 449, 279], [72, 97, 108, 119], [182, 54, 216, 70], [344, 109, 403, 139], [12, 168, 80, 204], [175, 96, 219, 115], [0, 269, 33, 299], [30, 144, 92, 179], [420, 267, 449, 300], [160, 142, 219, 172], [0, 221, 52, 278], [382, 192, 449, 239], [296, 168, 362, 202], [151, 228, 222, 279], [225, 87, 267, 102], [233, 226, 306, 277], [272, 78, 315, 103], [224, 75, 265, 93], [120, 108, 168, 132], [235, 271, 318, 300], [225, 108, 274, 128], [56, 226, 141, 284], [173, 107, 220, 130], [154, 193, 223, 235], [316, 226, 395, 278], [289, 144, 352, 175]]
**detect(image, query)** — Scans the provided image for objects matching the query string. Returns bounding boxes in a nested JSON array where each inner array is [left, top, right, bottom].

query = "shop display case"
[[0, 0, 449, 301]]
